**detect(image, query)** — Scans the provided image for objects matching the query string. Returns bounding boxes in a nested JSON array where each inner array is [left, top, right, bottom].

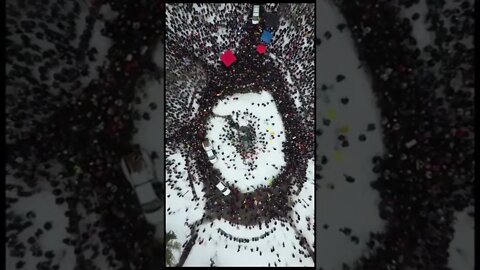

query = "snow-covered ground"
[[131, 35, 165, 242], [5, 1, 120, 269], [396, 0, 434, 51], [165, 3, 315, 267], [166, 3, 251, 68], [289, 158, 315, 249], [315, 1, 474, 269], [6, 175, 75, 270], [5, 162, 114, 270], [165, 152, 206, 265], [185, 218, 313, 267], [315, 1, 386, 269], [132, 55, 164, 182], [448, 207, 475, 270], [207, 91, 286, 193]]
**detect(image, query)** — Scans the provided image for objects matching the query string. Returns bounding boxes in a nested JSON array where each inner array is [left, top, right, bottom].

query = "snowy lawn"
[[6, 159, 116, 270], [316, 1, 386, 269], [448, 207, 475, 270], [185, 218, 314, 267], [289, 158, 315, 249], [396, 0, 434, 51], [206, 91, 286, 193], [165, 152, 206, 265], [165, 3, 314, 267], [132, 72, 164, 180], [6, 178, 75, 270], [131, 38, 165, 240]]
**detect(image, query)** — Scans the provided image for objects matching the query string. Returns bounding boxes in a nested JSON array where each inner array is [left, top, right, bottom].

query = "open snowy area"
[[315, 1, 386, 268], [448, 206, 475, 270], [5, 0, 473, 269], [315, 0, 474, 269], [165, 3, 315, 267], [207, 91, 287, 193], [6, 1, 165, 269], [184, 218, 313, 267]]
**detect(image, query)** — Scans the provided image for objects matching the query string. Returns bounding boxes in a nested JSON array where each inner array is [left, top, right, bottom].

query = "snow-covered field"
[[6, 175, 75, 270], [7, 0, 472, 269], [185, 218, 313, 267], [164, 90, 315, 266], [165, 152, 206, 264], [165, 3, 315, 267], [315, 1, 386, 269], [5, 1, 120, 269], [289, 158, 315, 249], [315, 0, 474, 269], [448, 207, 475, 270], [5, 162, 114, 270], [207, 91, 287, 193]]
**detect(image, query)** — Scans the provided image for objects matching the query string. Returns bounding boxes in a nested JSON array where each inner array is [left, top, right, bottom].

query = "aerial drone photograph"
[[314, 0, 474, 270], [5, 0, 474, 270], [165, 3, 315, 267], [6, 0, 165, 269]]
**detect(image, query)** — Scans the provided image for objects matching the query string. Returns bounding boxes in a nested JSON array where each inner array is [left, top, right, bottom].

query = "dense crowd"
[[6, 0, 165, 269], [5, 0, 473, 268], [325, 0, 474, 269], [165, 3, 315, 265]]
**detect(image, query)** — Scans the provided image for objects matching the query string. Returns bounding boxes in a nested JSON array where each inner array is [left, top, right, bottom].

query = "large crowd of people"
[[165, 3, 315, 265], [6, 0, 473, 268], [6, 0, 165, 269], [329, 0, 474, 269]]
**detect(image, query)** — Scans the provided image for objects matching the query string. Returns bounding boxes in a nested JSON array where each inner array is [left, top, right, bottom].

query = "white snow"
[[316, 1, 386, 269], [98, 3, 119, 21], [289, 159, 315, 249], [396, 0, 434, 50], [206, 15, 216, 24], [206, 91, 286, 193], [74, 2, 90, 49], [448, 207, 475, 270], [88, 14, 112, 80], [165, 152, 206, 264], [165, 3, 315, 267], [184, 218, 313, 267], [5, 175, 74, 270], [285, 70, 294, 85], [75, 194, 112, 270], [292, 90, 302, 110], [132, 73, 164, 181], [131, 39, 165, 242]]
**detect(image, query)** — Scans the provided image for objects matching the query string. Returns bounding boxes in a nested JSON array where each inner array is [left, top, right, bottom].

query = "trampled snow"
[[289, 158, 315, 249], [6, 181, 75, 270], [184, 218, 314, 267], [448, 207, 475, 270], [165, 152, 206, 265], [397, 0, 434, 51], [166, 3, 315, 267], [316, 1, 386, 269], [206, 91, 286, 193], [132, 72, 165, 181]]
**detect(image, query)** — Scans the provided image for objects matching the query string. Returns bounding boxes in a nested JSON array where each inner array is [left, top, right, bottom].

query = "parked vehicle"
[[121, 148, 162, 224], [252, 5, 260, 24], [202, 139, 218, 163], [216, 180, 231, 196]]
